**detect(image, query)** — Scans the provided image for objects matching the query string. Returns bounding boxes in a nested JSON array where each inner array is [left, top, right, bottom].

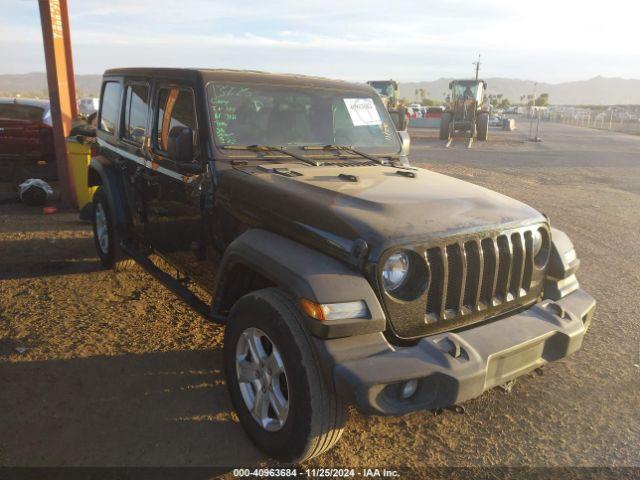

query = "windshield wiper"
[[300, 145, 387, 165], [221, 144, 320, 167]]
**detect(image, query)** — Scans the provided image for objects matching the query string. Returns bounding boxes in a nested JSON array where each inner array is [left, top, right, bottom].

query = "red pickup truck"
[[0, 98, 56, 183]]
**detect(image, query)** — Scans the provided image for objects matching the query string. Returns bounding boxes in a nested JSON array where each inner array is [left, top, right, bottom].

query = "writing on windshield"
[[207, 83, 399, 151]]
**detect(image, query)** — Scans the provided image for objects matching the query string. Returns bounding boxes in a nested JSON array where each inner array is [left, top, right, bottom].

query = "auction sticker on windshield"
[[344, 98, 382, 126]]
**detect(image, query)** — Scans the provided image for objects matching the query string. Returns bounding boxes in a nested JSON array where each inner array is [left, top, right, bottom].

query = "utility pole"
[[528, 82, 537, 140], [38, 0, 77, 207], [473, 55, 481, 80]]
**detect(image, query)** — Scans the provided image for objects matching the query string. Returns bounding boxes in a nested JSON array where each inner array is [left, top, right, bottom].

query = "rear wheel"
[[477, 112, 489, 141], [92, 187, 134, 270], [224, 288, 345, 463], [439, 113, 451, 140]]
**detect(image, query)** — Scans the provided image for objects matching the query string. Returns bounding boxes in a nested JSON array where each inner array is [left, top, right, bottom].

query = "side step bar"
[[120, 242, 225, 323]]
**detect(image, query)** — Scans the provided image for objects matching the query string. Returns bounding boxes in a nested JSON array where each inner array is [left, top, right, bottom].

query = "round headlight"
[[533, 227, 550, 268], [533, 228, 543, 256], [382, 251, 410, 292]]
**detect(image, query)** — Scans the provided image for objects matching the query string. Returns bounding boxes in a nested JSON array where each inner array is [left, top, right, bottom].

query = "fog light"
[[400, 379, 419, 400]]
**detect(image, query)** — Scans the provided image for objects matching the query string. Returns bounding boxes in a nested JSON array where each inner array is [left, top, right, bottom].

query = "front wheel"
[[223, 288, 345, 463], [439, 113, 451, 140], [477, 112, 489, 141]]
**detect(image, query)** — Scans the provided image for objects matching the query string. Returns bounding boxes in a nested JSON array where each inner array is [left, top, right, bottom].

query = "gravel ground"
[[0, 121, 638, 473]]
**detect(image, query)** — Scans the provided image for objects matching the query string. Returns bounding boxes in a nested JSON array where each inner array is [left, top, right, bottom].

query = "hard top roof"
[[104, 68, 373, 92]]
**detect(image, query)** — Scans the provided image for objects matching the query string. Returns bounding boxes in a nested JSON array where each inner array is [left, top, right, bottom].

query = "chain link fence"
[[546, 109, 640, 136]]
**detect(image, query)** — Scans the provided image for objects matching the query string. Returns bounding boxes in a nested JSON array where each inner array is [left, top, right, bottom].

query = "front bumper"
[[323, 288, 595, 415]]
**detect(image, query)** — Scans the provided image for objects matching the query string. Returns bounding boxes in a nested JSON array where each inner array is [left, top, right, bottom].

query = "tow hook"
[[535, 367, 545, 376], [542, 300, 573, 321], [448, 340, 462, 358], [499, 379, 517, 393]]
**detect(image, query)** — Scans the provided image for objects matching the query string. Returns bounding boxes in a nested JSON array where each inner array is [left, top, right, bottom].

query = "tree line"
[[405, 88, 550, 108]]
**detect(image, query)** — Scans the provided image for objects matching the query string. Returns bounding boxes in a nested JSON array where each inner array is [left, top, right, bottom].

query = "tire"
[[13, 162, 56, 190], [477, 112, 489, 141], [224, 288, 345, 463], [439, 113, 451, 140], [92, 187, 134, 270]]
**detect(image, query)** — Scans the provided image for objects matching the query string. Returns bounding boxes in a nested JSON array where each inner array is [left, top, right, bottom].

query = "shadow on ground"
[[0, 349, 263, 467], [0, 236, 103, 280]]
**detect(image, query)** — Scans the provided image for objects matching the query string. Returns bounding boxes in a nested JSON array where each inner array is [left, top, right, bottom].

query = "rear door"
[[143, 83, 214, 286], [118, 80, 152, 237]]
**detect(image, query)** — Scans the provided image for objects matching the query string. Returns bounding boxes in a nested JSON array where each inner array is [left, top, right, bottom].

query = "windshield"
[[452, 83, 480, 102], [207, 83, 400, 152], [368, 82, 396, 98]]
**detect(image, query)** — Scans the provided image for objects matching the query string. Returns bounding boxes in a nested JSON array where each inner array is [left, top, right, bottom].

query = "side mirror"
[[398, 130, 411, 157], [167, 126, 194, 164]]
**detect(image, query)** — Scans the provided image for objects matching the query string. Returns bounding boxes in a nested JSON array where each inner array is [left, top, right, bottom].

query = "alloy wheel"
[[94, 202, 109, 254], [235, 327, 289, 431]]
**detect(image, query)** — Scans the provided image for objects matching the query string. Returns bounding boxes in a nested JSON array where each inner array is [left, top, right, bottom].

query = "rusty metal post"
[[38, 0, 77, 207], [59, 0, 77, 118]]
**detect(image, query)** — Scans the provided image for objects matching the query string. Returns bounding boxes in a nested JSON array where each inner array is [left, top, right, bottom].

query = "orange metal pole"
[[59, 0, 78, 118], [38, 0, 77, 207]]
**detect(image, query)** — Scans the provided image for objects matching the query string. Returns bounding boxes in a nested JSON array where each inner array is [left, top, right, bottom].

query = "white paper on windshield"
[[343, 98, 382, 126]]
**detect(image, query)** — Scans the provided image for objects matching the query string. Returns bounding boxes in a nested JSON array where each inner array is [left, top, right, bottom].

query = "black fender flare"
[[87, 156, 132, 237], [214, 228, 386, 338], [544, 227, 581, 300]]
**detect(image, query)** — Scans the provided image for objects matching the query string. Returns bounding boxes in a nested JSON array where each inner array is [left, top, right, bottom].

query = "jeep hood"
[[222, 164, 546, 260]]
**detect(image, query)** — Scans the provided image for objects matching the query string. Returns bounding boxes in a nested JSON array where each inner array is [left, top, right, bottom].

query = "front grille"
[[380, 225, 546, 339], [425, 229, 535, 322]]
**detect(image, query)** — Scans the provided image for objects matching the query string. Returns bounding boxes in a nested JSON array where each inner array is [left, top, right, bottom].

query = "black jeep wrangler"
[[89, 68, 596, 462]]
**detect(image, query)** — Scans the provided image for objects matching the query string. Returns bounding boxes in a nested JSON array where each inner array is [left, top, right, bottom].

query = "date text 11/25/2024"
[[232, 468, 401, 478]]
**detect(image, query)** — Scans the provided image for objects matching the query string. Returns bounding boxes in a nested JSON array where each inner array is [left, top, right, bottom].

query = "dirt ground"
[[0, 121, 638, 472]]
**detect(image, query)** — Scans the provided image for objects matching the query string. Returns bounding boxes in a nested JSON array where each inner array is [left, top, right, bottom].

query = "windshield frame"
[[204, 80, 402, 161], [451, 82, 483, 102]]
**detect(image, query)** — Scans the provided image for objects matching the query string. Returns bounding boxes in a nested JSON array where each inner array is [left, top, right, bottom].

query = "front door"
[[143, 85, 217, 290]]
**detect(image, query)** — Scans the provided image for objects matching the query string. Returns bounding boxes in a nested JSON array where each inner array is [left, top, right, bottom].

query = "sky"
[[1, 0, 639, 83]]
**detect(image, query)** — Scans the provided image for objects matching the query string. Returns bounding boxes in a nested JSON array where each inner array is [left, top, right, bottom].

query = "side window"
[[123, 84, 150, 144], [99, 81, 122, 134], [155, 87, 197, 154]]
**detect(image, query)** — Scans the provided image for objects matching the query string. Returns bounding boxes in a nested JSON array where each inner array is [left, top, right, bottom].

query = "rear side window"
[[123, 84, 150, 144], [0, 104, 44, 122], [99, 82, 122, 134], [155, 87, 197, 153]]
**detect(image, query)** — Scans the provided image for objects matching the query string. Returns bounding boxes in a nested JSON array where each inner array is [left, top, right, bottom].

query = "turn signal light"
[[299, 299, 369, 321]]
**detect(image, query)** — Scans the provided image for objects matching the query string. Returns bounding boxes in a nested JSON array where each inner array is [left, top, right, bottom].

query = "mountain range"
[[1, 73, 639, 105], [0, 73, 102, 99], [399, 76, 640, 105]]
